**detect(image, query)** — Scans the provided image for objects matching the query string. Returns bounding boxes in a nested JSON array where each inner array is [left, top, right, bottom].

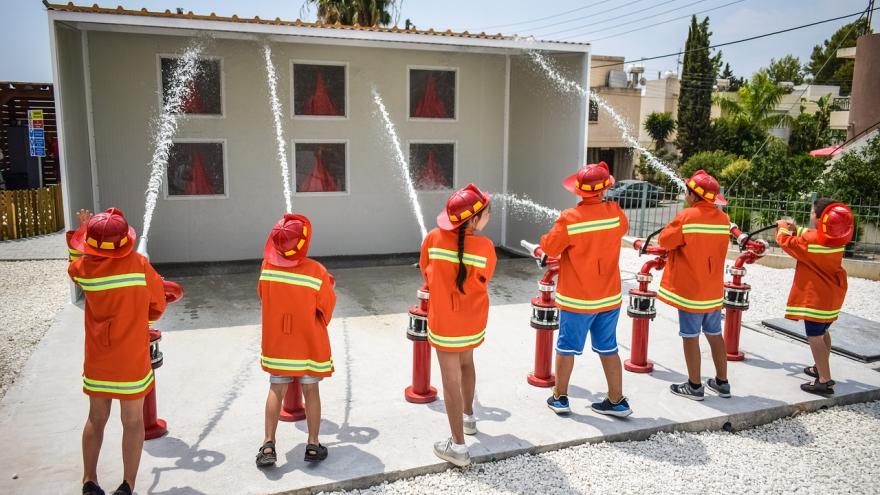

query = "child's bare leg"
[[824, 332, 832, 364], [705, 334, 728, 381], [554, 355, 575, 396], [459, 349, 475, 416], [682, 337, 702, 383], [808, 335, 832, 382], [302, 383, 321, 445], [82, 396, 111, 485], [119, 397, 145, 489], [436, 349, 465, 444], [264, 383, 287, 444], [599, 354, 624, 402]]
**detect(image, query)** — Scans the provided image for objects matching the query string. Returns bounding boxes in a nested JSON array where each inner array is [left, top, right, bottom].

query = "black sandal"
[[804, 365, 819, 378], [82, 481, 105, 495], [304, 443, 328, 462], [800, 379, 835, 396], [112, 481, 132, 495], [255, 441, 277, 467]]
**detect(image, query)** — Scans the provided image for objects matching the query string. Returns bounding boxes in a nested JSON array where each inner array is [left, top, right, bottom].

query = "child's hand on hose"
[[76, 209, 93, 227]]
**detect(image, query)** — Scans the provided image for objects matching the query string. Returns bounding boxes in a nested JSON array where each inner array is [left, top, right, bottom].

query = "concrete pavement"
[[1, 258, 879, 495]]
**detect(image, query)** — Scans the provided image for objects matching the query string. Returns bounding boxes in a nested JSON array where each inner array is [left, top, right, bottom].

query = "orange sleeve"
[[317, 270, 337, 327], [67, 258, 80, 282], [480, 242, 497, 285], [539, 213, 570, 258], [776, 224, 809, 262], [658, 212, 685, 251], [144, 260, 167, 324], [617, 204, 629, 237]]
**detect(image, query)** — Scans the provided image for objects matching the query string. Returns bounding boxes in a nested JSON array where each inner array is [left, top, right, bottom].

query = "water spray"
[[371, 86, 428, 240], [137, 40, 205, 257], [491, 193, 561, 226], [262, 44, 293, 214], [527, 51, 685, 191]]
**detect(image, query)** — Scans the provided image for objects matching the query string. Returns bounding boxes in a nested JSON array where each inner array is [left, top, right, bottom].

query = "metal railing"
[[617, 183, 880, 261], [832, 97, 851, 111]]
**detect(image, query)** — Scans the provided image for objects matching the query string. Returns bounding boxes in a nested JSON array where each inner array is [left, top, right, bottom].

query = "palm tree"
[[302, 0, 400, 27], [714, 71, 792, 133], [643, 112, 677, 149]]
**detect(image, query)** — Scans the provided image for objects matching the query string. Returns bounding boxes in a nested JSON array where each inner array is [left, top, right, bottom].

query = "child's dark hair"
[[454, 206, 489, 294], [813, 197, 835, 217]]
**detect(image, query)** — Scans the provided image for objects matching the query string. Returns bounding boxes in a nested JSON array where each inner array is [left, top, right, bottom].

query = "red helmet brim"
[[79, 226, 137, 259]]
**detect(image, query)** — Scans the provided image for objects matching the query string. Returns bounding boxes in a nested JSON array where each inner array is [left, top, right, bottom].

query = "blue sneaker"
[[546, 393, 571, 414], [591, 397, 633, 418]]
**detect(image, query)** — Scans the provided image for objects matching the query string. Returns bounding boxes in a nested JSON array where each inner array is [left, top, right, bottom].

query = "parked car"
[[606, 180, 664, 208]]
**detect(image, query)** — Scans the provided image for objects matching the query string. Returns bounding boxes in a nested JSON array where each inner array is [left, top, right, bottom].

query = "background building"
[[586, 55, 642, 180]]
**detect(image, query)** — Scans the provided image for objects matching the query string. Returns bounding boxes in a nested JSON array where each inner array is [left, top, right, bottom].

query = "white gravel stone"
[[0, 260, 69, 399], [330, 401, 880, 495], [618, 248, 880, 323]]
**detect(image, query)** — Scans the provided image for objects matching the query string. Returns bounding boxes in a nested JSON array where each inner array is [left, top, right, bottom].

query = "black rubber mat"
[[761, 312, 880, 362]]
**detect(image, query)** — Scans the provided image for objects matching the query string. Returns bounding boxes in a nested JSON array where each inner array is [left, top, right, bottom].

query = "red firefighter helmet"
[[264, 213, 312, 267], [72, 207, 136, 259], [815, 202, 854, 248], [437, 183, 490, 231], [686, 169, 727, 206], [563, 161, 615, 197]]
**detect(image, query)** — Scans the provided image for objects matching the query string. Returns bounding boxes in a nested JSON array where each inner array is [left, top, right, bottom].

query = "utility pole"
[[867, 0, 875, 34]]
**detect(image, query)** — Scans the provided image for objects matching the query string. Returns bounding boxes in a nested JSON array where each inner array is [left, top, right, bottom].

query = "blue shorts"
[[678, 310, 722, 338], [556, 308, 620, 356], [804, 321, 832, 337]]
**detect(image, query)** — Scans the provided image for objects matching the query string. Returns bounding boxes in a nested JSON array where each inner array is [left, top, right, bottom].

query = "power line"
[[473, 0, 616, 31], [589, 7, 878, 69], [522, 0, 656, 36], [567, 0, 746, 42], [545, 0, 709, 38]]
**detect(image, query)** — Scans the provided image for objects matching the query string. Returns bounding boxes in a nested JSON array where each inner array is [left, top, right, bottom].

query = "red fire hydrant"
[[521, 241, 561, 388], [623, 236, 668, 373], [144, 279, 183, 440], [280, 381, 306, 422], [724, 224, 769, 361], [405, 285, 437, 403]]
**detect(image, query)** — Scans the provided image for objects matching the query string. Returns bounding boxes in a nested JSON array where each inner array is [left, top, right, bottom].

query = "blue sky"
[[1, 0, 871, 83]]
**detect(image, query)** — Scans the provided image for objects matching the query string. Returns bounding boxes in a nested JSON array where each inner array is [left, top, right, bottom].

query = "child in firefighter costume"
[[540, 162, 633, 417], [67, 208, 167, 495], [420, 183, 497, 467], [776, 199, 854, 396], [256, 214, 337, 467], [658, 170, 732, 401]]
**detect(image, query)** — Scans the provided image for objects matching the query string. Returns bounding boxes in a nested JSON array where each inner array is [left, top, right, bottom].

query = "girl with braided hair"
[[419, 183, 496, 467]]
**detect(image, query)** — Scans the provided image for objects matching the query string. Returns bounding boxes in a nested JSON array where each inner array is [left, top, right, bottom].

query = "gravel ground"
[[0, 260, 69, 400], [618, 248, 880, 323], [331, 401, 880, 495]]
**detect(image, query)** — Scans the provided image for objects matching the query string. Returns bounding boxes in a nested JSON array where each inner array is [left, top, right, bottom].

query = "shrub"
[[679, 150, 739, 180]]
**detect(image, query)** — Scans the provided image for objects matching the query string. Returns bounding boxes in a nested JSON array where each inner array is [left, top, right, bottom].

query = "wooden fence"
[[0, 185, 64, 240]]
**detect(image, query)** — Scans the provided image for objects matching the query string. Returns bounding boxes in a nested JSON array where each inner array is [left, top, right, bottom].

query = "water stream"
[[262, 44, 293, 213], [491, 193, 561, 225]]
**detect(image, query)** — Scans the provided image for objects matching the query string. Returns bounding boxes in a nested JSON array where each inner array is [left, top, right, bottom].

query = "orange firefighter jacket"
[[258, 258, 336, 377], [66, 231, 83, 262], [657, 200, 731, 313], [539, 197, 629, 313], [68, 252, 166, 400], [419, 227, 497, 352], [777, 225, 847, 323]]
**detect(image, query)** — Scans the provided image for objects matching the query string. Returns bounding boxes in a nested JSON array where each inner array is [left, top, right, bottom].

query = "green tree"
[[676, 16, 718, 161], [679, 150, 738, 180], [766, 54, 804, 85], [805, 18, 871, 95], [709, 117, 766, 156], [643, 112, 677, 149], [718, 62, 744, 92], [302, 0, 399, 26], [731, 138, 825, 196], [788, 94, 832, 155], [714, 71, 792, 133], [819, 133, 880, 204]]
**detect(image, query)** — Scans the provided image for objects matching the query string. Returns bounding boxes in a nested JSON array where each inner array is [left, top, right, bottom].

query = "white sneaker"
[[433, 438, 471, 467], [463, 415, 477, 435]]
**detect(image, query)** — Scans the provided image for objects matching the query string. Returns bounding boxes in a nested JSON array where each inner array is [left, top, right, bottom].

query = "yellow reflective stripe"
[[83, 370, 154, 394], [682, 223, 729, 235], [68, 248, 83, 255], [427, 328, 486, 348], [260, 355, 333, 372], [566, 217, 621, 235], [797, 227, 808, 237], [777, 228, 793, 236], [259, 270, 322, 290], [74, 273, 146, 291], [785, 306, 840, 318], [427, 247, 488, 268], [807, 244, 845, 254], [555, 292, 622, 310], [657, 287, 723, 309]]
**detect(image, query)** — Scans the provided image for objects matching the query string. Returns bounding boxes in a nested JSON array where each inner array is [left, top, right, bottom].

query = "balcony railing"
[[832, 97, 850, 111]]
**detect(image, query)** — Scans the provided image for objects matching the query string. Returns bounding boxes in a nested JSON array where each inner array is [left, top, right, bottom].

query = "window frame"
[[290, 59, 350, 121], [291, 138, 351, 197], [406, 65, 459, 123], [407, 139, 458, 193], [163, 138, 230, 200], [156, 54, 225, 119]]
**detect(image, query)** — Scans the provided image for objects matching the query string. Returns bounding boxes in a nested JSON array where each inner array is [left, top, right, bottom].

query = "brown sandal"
[[800, 379, 835, 396], [803, 366, 819, 378]]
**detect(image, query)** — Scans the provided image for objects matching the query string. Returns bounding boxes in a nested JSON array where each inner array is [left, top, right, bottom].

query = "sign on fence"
[[28, 110, 46, 158]]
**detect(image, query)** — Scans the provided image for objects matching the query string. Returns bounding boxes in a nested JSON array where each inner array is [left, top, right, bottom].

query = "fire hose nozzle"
[[520, 240, 540, 258]]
